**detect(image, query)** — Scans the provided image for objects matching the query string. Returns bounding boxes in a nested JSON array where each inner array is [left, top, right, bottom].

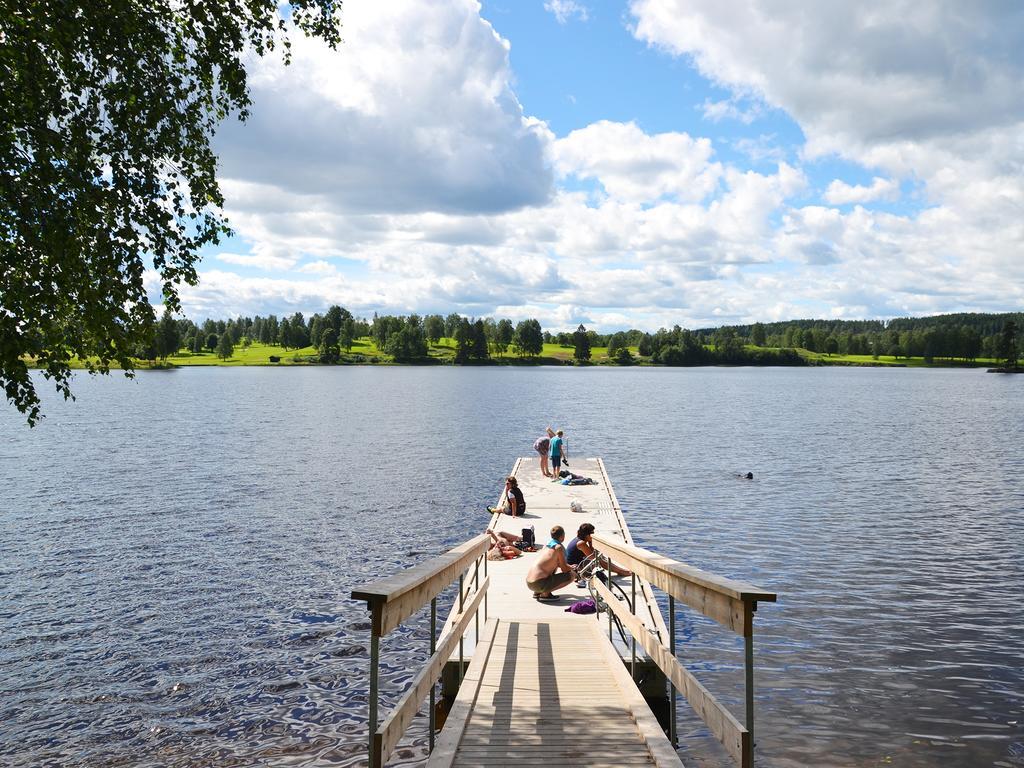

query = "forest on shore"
[[131, 308, 1022, 370]]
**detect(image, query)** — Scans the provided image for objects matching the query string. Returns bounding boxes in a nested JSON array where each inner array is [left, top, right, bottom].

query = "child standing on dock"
[[549, 429, 567, 479]]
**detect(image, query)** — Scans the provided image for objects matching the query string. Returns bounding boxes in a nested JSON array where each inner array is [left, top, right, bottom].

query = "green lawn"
[[43, 339, 995, 370], [792, 348, 998, 367], [162, 338, 637, 366], [168, 339, 389, 365]]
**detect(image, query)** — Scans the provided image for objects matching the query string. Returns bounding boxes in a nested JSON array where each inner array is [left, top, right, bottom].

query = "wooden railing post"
[[744, 601, 755, 768], [368, 603, 381, 768], [669, 594, 677, 746], [429, 597, 437, 754]]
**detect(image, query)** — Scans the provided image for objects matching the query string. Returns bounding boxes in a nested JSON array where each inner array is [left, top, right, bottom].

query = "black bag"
[[521, 527, 535, 547]]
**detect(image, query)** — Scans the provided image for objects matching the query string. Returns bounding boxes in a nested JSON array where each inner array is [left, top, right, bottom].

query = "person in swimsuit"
[[525, 525, 575, 600], [486, 529, 522, 560], [549, 429, 566, 480]]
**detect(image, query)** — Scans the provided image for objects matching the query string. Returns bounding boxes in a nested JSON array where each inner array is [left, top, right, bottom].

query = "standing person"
[[534, 427, 556, 477], [549, 429, 567, 480], [525, 525, 575, 600]]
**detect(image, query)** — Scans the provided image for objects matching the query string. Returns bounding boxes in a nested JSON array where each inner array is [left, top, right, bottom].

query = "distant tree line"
[[135, 306, 1022, 368], [705, 312, 1024, 363]]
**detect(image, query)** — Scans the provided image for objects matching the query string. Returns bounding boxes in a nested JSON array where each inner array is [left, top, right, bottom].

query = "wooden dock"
[[352, 457, 777, 768]]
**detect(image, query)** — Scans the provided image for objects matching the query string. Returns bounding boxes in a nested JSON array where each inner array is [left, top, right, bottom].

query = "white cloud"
[[701, 97, 762, 124], [544, 1, 589, 24], [732, 134, 787, 164], [824, 177, 900, 205], [552, 120, 722, 202], [216, 0, 552, 217], [629, 1, 1024, 197], [627, 0, 1024, 316], [217, 251, 298, 271], [296, 260, 339, 276]]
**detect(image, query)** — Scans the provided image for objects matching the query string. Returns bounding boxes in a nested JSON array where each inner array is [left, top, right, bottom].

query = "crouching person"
[[525, 525, 575, 601]]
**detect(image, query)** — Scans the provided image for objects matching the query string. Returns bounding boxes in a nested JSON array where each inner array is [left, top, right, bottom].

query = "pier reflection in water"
[[1, 366, 1021, 767]]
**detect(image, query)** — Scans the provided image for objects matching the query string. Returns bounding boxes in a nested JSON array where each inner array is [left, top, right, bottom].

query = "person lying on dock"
[[566, 523, 632, 584], [525, 525, 576, 601], [486, 529, 522, 560]]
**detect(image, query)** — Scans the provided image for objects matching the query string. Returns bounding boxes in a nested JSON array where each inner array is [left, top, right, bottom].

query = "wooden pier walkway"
[[352, 457, 776, 768], [429, 618, 679, 767]]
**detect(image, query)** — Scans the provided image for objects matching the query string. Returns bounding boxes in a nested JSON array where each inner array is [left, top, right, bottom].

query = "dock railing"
[[351, 533, 491, 768], [590, 533, 777, 768]]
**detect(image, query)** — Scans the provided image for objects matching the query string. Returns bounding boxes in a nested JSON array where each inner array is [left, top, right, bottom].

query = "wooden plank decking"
[[428, 458, 682, 767], [427, 618, 681, 768]]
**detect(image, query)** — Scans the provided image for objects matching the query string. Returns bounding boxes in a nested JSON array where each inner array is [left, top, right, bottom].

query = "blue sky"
[[169, 0, 1024, 329]]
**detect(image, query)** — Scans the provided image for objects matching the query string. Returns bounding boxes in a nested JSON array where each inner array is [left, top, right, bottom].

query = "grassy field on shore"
[[162, 338, 628, 366], [44, 338, 999, 370]]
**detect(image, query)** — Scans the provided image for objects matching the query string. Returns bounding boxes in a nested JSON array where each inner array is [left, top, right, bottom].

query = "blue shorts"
[[551, 455, 562, 470]]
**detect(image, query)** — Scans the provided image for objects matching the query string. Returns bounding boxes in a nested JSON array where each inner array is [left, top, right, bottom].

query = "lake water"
[[1, 366, 1022, 767]]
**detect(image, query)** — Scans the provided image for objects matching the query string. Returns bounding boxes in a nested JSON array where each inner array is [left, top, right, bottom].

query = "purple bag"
[[565, 599, 597, 614]]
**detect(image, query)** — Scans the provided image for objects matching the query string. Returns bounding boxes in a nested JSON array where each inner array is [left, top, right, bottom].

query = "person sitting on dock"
[[566, 523, 632, 585], [525, 525, 575, 601], [487, 476, 527, 517]]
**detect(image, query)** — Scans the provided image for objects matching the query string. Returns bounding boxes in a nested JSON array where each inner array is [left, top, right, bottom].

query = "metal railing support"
[[607, 556, 614, 642], [474, 558, 480, 644], [669, 594, 677, 746], [458, 574, 465, 686], [630, 573, 637, 680]]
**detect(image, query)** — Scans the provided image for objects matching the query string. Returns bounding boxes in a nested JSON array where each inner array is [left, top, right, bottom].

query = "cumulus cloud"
[[215, 0, 552, 217], [630, 1, 1024, 149], [824, 177, 900, 205], [629, 0, 1024, 196], [552, 120, 722, 202], [625, 0, 1024, 317], [544, 0, 589, 24]]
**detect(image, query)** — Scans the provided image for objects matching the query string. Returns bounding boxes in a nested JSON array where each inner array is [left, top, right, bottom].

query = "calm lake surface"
[[1, 366, 1022, 767]]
